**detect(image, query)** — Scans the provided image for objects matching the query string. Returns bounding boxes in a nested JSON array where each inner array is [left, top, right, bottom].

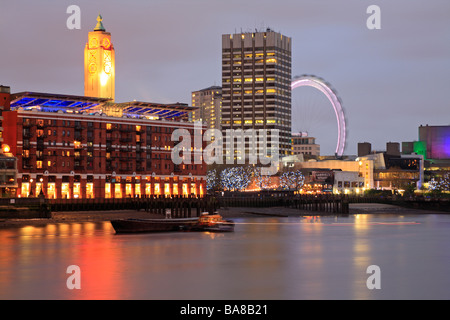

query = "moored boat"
[[110, 217, 199, 234], [184, 213, 235, 232], [110, 212, 234, 234]]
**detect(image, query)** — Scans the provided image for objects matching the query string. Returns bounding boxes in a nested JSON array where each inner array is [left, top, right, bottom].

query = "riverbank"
[[0, 202, 446, 229]]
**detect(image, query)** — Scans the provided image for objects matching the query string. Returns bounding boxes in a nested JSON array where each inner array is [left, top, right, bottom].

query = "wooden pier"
[[218, 193, 349, 214]]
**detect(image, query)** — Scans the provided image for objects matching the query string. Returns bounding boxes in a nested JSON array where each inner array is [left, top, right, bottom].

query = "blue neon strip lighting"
[[42, 99, 63, 107]]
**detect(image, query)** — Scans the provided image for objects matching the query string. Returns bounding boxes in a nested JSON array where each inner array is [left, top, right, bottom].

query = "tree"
[[428, 173, 450, 192], [206, 169, 219, 192], [253, 167, 272, 190], [220, 166, 252, 191], [280, 170, 305, 191]]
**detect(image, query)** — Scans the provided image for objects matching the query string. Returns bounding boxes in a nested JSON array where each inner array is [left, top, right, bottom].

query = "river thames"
[[1, 213, 450, 300]]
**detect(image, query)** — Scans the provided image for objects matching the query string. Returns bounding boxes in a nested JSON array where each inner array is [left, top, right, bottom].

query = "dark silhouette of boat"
[[110, 213, 234, 234]]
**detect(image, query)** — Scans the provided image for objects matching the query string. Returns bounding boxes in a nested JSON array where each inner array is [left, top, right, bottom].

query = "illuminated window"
[[47, 183, 56, 199], [266, 89, 276, 94], [164, 183, 170, 196], [106, 123, 112, 130], [62, 183, 70, 199], [21, 182, 30, 198], [173, 184, 178, 195], [267, 119, 276, 124], [114, 184, 122, 198], [36, 183, 42, 197], [154, 183, 161, 195], [86, 183, 94, 199], [126, 183, 133, 198], [182, 183, 188, 196], [255, 78, 264, 82], [266, 58, 277, 63], [37, 161, 42, 169], [105, 183, 111, 198], [145, 183, 151, 196]]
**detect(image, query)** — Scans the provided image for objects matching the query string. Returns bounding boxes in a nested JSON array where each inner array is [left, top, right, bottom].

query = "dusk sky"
[[1, 0, 449, 155]]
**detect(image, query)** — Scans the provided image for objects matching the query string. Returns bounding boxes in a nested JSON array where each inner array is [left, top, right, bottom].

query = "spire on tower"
[[94, 14, 106, 31]]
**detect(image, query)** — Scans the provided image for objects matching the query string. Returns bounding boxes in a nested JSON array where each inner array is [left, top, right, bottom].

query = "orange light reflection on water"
[[0, 222, 127, 300]]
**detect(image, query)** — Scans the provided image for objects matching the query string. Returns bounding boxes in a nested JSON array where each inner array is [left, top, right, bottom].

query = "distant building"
[[418, 125, 450, 160], [294, 158, 374, 190], [403, 125, 450, 185], [191, 86, 222, 133], [292, 132, 320, 156], [221, 29, 292, 161], [358, 142, 424, 190], [357, 142, 372, 157], [0, 85, 17, 197], [333, 171, 365, 195], [0, 85, 11, 145], [292, 140, 425, 192]]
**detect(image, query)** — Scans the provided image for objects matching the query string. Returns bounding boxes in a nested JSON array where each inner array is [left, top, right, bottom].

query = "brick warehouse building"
[[1, 16, 207, 199], [2, 91, 206, 199]]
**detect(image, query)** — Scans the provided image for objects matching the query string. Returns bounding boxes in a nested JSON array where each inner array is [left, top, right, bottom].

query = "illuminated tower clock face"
[[89, 38, 98, 48], [102, 38, 111, 49], [103, 51, 112, 74], [89, 63, 97, 74], [104, 63, 111, 74]]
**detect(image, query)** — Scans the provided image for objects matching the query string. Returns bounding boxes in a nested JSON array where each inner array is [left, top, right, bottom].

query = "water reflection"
[[1, 214, 450, 299]]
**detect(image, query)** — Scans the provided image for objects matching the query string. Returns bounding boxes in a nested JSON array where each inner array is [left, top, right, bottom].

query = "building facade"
[[191, 86, 222, 134], [0, 85, 17, 197], [0, 85, 11, 144], [292, 132, 320, 156], [333, 171, 365, 195], [221, 29, 292, 162], [3, 92, 206, 199], [293, 158, 375, 190], [357, 142, 424, 190], [418, 125, 450, 161]]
